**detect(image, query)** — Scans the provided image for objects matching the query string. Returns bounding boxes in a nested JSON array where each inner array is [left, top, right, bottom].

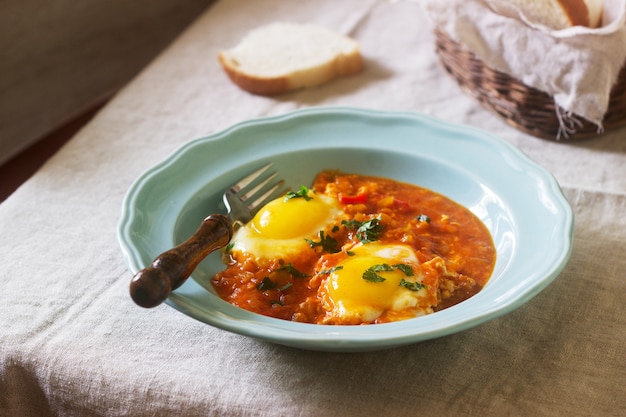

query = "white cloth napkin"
[[424, 0, 626, 131]]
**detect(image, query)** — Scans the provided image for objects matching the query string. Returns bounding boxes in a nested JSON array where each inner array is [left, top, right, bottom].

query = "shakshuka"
[[211, 171, 496, 325]]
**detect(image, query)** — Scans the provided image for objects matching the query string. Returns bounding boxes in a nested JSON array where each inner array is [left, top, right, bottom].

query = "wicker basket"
[[434, 29, 626, 140]]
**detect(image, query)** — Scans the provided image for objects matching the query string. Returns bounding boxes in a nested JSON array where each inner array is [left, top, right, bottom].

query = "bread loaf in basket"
[[427, 0, 626, 140]]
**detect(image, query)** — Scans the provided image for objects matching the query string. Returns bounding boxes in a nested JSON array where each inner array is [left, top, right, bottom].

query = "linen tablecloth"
[[1, 0, 625, 415]]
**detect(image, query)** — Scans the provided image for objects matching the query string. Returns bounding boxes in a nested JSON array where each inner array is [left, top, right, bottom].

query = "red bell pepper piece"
[[338, 192, 368, 204]]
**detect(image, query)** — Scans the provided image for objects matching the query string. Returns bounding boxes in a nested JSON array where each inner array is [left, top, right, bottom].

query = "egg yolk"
[[250, 194, 336, 239], [327, 255, 410, 313]]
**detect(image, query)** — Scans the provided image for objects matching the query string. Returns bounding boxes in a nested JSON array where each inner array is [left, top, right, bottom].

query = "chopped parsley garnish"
[[277, 263, 309, 278], [416, 214, 431, 223], [284, 186, 313, 201], [257, 264, 306, 304], [317, 266, 344, 275], [362, 263, 394, 282], [342, 217, 383, 243], [399, 279, 427, 291], [392, 263, 414, 277], [306, 231, 340, 253], [225, 242, 235, 253], [270, 300, 284, 306], [362, 263, 415, 283], [256, 277, 278, 291]]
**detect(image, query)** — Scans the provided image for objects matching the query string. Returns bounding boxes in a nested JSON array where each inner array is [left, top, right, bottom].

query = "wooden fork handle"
[[129, 213, 233, 308]]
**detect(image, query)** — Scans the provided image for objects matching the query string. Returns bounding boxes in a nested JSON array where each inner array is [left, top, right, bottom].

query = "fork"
[[129, 163, 285, 308]]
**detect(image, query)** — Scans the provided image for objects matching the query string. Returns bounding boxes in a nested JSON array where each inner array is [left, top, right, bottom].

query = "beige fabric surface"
[[1, 0, 625, 416]]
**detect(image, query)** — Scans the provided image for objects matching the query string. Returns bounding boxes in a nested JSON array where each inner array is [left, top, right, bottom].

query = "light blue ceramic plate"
[[118, 107, 574, 352]]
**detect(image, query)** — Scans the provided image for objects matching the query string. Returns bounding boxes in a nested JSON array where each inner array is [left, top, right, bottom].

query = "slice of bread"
[[491, 0, 603, 29], [218, 22, 363, 95]]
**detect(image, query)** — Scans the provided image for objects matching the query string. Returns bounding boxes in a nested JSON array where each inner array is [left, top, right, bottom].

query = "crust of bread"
[[558, 0, 591, 27], [558, 0, 604, 28], [218, 23, 363, 95], [490, 0, 603, 29], [582, 0, 603, 27], [218, 53, 289, 96]]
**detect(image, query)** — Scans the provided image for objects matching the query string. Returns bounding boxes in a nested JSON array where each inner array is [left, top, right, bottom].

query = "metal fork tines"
[[224, 163, 286, 224]]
